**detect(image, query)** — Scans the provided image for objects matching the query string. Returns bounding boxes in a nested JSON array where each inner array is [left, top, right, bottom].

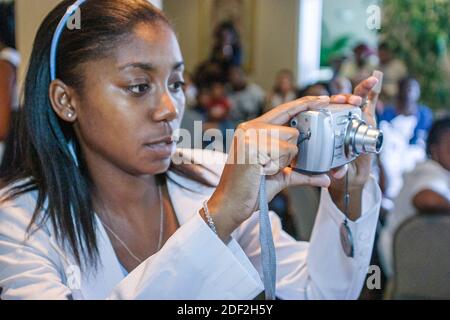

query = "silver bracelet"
[[202, 200, 218, 235]]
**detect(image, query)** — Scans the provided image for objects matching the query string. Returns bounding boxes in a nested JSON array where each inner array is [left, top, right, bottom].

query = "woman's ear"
[[49, 79, 79, 122]]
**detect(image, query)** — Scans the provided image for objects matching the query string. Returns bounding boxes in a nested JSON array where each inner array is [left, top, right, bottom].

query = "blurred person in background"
[[377, 42, 407, 106], [210, 21, 242, 77], [207, 81, 230, 123], [179, 75, 203, 144], [378, 117, 450, 278], [298, 83, 330, 98], [378, 76, 433, 202], [0, 0, 19, 165], [266, 69, 298, 111], [192, 87, 210, 119], [379, 76, 433, 147], [202, 81, 234, 150], [341, 43, 378, 89], [182, 71, 197, 109], [193, 21, 242, 90], [227, 65, 264, 124], [328, 76, 352, 96], [328, 56, 353, 96]]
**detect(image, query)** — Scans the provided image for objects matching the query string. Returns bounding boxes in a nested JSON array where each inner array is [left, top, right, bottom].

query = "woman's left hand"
[[327, 76, 380, 220]]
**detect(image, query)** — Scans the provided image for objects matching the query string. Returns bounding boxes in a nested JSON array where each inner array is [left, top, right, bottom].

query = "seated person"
[[298, 83, 330, 98], [206, 81, 230, 123], [227, 65, 265, 124], [378, 76, 433, 147], [378, 117, 450, 278], [0, 1, 20, 164], [378, 76, 433, 200], [266, 69, 298, 111], [0, 0, 381, 300]]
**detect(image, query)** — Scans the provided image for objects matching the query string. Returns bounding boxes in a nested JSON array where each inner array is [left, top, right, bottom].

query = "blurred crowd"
[[0, 4, 449, 299], [176, 21, 450, 298]]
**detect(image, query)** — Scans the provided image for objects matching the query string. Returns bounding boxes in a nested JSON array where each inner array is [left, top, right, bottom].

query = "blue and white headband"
[[50, 0, 87, 81]]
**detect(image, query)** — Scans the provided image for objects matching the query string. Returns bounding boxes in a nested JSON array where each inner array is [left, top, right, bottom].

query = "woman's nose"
[[152, 91, 179, 122]]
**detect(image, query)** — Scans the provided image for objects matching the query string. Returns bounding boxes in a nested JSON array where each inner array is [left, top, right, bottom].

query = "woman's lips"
[[144, 140, 175, 158]]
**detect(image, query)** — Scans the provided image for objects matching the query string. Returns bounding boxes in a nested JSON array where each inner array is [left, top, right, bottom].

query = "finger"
[[261, 161, 282, 176], [354, 76, 378, 100], [244, 135, 296, 168], [257, 95, 330, 125], [330, 94, 362, 106], [259, 140, 298, 175], [281, 167, 331, 188], [330, 164, 348, 180], [241, 123, 299, 145]]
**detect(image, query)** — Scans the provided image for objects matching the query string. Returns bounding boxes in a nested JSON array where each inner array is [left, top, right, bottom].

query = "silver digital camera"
[[290, 104, 383, 174]]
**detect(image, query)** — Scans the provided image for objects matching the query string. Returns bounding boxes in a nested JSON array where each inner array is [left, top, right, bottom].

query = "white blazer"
[[0, 149, 381, 300]]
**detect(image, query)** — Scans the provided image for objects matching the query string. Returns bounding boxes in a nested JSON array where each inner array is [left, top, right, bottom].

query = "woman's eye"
[[169, 81, 186, 92], [128, 84, 150, 95]]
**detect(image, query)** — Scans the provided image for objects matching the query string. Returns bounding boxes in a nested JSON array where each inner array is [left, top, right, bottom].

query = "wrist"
[[201, 197, 237, 243], [329, 185, 363, 221]]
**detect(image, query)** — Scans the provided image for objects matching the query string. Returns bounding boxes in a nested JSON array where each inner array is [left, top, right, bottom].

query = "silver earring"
[[67, 112, 74, 118]]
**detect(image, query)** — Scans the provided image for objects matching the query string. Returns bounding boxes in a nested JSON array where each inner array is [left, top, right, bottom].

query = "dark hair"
[[426, 116, 450, 156], [213, 21, 240, 46], [0, 0, 15, 49], [398, 75, 419, 92], [273, 69, 294, 94], [0, 0, 172, 267], [298, 82, 330, 98]]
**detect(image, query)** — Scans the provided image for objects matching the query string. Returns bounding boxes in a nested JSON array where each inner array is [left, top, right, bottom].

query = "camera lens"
[[345, 119, 384, 156], [353, 123, 384, 155], [364, 128, 383, 153]]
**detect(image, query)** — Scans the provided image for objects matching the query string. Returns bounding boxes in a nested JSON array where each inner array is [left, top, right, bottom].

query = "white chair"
[[389, 214, 450, 299]]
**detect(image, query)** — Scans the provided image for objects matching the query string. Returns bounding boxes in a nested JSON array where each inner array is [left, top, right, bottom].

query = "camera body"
[[290, 104, 383, 174]]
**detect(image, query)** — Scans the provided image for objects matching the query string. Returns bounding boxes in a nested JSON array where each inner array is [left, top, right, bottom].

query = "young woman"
[[0, 0, 381, 300]]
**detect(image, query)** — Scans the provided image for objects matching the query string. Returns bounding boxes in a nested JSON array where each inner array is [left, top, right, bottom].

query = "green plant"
[[381, 0, 450, 110], [320, 34, 353, 66]]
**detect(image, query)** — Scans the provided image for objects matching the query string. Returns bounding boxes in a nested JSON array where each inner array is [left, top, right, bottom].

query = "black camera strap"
[[340, 171, 355, 258]]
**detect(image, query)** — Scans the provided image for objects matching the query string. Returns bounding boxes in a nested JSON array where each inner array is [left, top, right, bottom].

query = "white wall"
[[16, 0, 61, 85], [163, 0, 204, 74], [297, 0, 323, 87], [17, 0, 379, 92], [164, 0, 299, 92], [322, 0, 379, 50], [16, 0, 163, 86], [252, 0, 299, 91], [149, 0, 163, 9]]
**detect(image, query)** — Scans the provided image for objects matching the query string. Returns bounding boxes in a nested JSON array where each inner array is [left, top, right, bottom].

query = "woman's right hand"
[[205, 96, 335, 241]]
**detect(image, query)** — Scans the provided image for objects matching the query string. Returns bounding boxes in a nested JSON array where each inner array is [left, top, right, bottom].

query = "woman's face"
[[73, 22, 185, 176], [431, 130, 450, 171], [399, 79, 421, 104], [277, 74, 293, 94]]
